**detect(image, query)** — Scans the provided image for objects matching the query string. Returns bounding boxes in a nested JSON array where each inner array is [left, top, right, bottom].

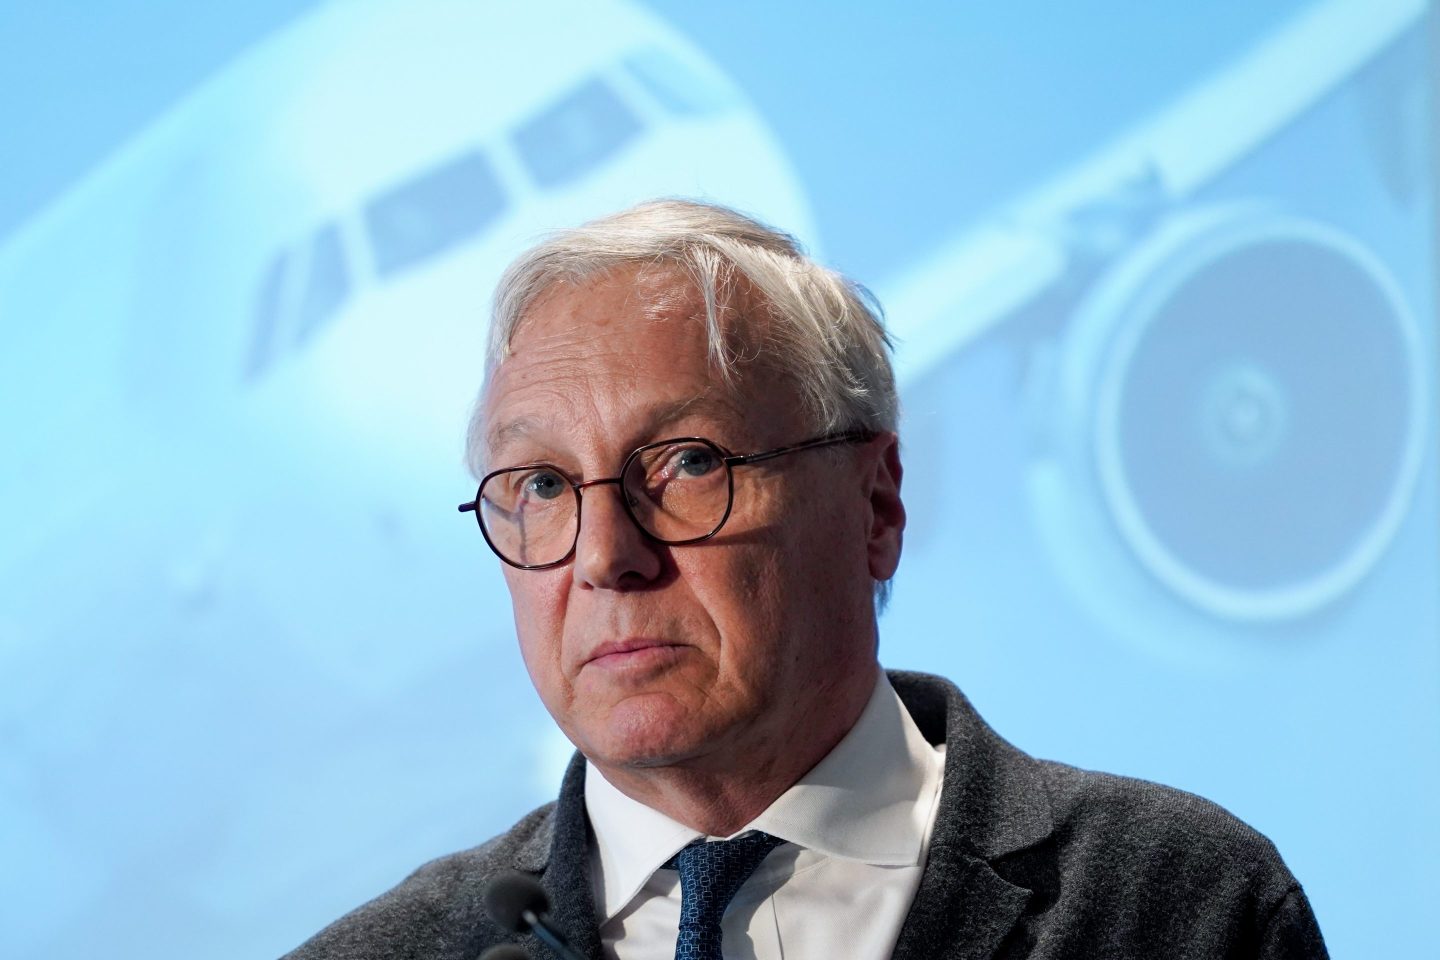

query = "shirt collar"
[[585, 759, 701, 922], [584, 668, 945, 921]]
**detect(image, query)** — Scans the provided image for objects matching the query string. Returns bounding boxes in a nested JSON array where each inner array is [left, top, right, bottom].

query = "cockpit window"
[[513, 78, 643, 189], [245, 251, 289, 382], [364, 151, 507, 279], [294, 222, 350, 346], [623, 48, 733, 117]]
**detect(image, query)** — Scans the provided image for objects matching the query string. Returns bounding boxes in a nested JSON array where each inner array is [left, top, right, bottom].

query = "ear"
[[861, 432, 905, 581]]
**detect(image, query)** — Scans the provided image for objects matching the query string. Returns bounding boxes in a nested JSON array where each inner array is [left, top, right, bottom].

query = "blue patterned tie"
[[666, 831, 785, 960]]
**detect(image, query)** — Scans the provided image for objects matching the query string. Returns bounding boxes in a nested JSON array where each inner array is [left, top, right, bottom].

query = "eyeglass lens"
[[478, 439, 733, 567]]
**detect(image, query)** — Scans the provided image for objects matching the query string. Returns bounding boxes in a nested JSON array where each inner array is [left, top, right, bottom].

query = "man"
[[286, 200, 1327, 959]]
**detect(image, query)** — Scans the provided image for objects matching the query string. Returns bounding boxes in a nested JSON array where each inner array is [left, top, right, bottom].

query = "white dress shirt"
[[584, 669, 947, 959]]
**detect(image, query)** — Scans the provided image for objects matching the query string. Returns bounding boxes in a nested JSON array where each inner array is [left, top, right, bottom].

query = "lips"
[[583, 638, 685, 668]]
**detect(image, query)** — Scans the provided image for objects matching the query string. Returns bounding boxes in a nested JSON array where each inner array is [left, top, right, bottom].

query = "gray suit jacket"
[[284, 670, 1328, 959]]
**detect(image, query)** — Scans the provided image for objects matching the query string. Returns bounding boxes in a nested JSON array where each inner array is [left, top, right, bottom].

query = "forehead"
[[479, 264, 789, 458], [511, 262, 709, 353]]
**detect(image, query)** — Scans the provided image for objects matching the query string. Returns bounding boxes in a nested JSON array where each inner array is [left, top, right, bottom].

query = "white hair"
[[468, 198, 900, 606]]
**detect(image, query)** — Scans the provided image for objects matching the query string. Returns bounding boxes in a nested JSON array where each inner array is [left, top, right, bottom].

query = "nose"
[[572, 479, 663, 589]]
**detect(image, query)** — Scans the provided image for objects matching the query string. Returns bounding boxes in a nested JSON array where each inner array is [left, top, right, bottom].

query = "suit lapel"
[[892, 840, 1032, 959], [519, 752, 605, 960], [888, 672, 1054, 959]]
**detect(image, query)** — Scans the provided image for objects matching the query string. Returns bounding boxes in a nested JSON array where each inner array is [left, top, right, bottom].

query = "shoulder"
[[1039, 760, 1295, 898], [896, 669, 1299, 896], [280, 803, 557, 960], [1017, 759, 1325, 955], [889, 671, 1326, 955]]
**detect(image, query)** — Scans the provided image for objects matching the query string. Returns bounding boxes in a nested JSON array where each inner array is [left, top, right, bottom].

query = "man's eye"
[[673, 446, 719, 478], [523, 470, 567, 500]]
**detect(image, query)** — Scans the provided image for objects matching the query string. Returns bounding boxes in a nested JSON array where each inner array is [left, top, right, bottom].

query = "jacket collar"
[[888, 671, 1052, 860], [888, 670, 1053, 959], [509, 755, 603, 960]]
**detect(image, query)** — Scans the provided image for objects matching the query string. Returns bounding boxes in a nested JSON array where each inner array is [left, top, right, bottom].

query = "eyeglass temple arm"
[[726, 430, 876, 467]]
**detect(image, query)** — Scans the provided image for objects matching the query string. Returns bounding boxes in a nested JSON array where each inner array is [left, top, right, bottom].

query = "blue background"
[[1, 2, 1435, 957]]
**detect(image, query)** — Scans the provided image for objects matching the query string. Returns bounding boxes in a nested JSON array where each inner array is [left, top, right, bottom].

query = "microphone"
[[483, 871, 586, 960], [478, 947, 531, 960]]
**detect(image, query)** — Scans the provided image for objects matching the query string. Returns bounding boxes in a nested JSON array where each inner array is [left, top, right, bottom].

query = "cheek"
[[686, 549, 790, 671], [503, 570, 570, 681], [758, 491, 870, 639]]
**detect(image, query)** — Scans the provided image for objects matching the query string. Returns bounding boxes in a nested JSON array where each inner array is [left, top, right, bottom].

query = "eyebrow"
[[484, 415, 543, 454]]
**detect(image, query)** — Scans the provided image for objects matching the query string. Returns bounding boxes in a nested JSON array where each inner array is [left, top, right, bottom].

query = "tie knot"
[[667, 831, 785, 954]]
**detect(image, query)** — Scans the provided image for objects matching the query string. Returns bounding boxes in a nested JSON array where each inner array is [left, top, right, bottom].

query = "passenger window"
[[364, 151, 507, 279], [294, 223, 350, 346], [244, 251, 288, 382], [623, 48, 732, 117], [513, 78, 643, 189]]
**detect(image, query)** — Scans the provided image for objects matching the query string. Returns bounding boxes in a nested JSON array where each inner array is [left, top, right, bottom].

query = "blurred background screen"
[[1, 1, 1435, 957]]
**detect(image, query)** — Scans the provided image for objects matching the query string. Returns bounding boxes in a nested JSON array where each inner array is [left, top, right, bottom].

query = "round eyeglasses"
[[458, 430, 874, 570]]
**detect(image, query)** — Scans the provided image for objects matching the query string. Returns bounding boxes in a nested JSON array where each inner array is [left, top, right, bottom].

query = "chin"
[[584, 694, 711, 770], [586, 732, 697, 771]]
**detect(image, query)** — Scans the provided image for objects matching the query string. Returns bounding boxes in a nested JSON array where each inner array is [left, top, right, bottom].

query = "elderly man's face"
[[480, 264, 902, 776]]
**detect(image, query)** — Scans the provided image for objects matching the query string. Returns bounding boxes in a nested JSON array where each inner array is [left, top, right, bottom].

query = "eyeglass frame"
[[458, 429, 877, 570]]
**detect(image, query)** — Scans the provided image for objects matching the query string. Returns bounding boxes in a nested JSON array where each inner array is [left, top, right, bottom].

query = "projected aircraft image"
[[0, 0, 1434, 957], [877, 4, 1437, 954], [880, 0, 1431, 632], [0, 1, 814, 955]]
